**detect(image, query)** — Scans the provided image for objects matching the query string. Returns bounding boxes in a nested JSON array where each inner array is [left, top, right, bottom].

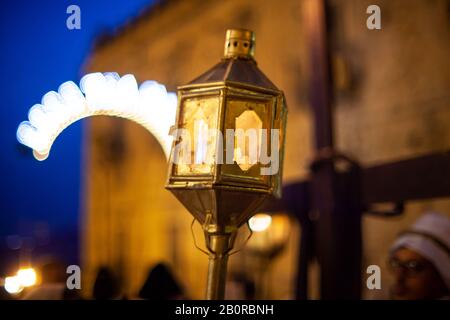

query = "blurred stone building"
[[82, 0, 450, 299]]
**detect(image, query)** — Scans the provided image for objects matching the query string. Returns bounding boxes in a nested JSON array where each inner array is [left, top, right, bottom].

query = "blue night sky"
[[0, 0, 155, 273]]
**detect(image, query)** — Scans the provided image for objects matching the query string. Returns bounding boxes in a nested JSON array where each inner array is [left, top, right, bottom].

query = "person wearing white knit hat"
[[388, 211, 450, 300]]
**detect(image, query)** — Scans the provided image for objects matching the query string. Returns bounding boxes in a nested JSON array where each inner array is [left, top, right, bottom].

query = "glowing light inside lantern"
[[17, 73, 177, 160]]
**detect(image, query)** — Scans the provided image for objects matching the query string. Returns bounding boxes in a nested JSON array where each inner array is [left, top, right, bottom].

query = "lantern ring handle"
[[190, 218, 210, 256], [190, 218, 254, 256], [229, 222, 253, 256]]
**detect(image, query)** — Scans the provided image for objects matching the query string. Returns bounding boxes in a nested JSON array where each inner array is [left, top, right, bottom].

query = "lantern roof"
[[187, 29, 278, 90], [188, 58, 278, 90]]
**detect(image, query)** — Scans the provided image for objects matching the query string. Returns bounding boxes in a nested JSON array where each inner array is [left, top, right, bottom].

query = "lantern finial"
[[224, 28, 255, 59]]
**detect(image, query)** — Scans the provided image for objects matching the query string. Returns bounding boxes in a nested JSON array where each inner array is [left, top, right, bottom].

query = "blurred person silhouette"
[[225, 272, 255, 300], [388, 212, 450, 300], [138, 263, 184, 300], [93, 266, 123, 300]]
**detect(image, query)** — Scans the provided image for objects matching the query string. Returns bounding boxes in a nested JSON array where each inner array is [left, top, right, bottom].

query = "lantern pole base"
[[205, 233, 235, 300]]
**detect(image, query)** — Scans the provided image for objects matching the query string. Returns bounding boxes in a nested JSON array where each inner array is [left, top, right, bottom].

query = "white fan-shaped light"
[[17, 73, 177, 160]]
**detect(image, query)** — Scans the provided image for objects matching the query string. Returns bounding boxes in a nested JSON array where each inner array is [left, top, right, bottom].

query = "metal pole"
[[205, 233, 233, 300]]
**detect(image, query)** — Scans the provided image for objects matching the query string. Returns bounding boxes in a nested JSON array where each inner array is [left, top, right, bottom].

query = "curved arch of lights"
[[16, 72, 177, 160]]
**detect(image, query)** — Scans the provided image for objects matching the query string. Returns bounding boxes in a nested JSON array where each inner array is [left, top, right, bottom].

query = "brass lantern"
[[166, 29, 287, 299]]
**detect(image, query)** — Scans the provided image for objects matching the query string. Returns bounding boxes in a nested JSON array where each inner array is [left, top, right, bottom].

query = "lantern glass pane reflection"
[[234, 110, 263, 171], [175, 96, 219, 175]]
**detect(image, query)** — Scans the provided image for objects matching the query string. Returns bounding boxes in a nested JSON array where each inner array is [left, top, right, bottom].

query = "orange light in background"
[[4, 276, 23, 294], [17, 267, 37, 287], [3, 267, 38, 295], [247, 212, 291, 253], [246, 212, 292, 299], [249, 213, 272, 232]]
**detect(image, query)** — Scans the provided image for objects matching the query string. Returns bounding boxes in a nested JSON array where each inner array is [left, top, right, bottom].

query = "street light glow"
[[17, 267, 37, 287], [4, 276, 23, 294], [17, 73, 177, 160], [249, 213, 272, 232]]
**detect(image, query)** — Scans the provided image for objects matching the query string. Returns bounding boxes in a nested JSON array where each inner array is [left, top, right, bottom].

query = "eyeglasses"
[[387, 257, 426, 276]]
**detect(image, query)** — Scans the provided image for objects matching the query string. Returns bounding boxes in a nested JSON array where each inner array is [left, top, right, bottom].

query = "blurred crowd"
[[1, 211, 448, 300]]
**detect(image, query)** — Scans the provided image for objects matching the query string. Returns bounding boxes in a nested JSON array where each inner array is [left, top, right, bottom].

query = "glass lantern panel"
[[234, 110, 263, 171], [175, 96, 219, 175]]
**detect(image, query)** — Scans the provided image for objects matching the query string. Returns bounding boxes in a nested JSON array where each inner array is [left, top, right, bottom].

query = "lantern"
[[166, 29, 287, 299]]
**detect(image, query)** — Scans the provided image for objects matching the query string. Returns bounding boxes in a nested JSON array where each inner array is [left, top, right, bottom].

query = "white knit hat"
[[390, 212, 450, 290]]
